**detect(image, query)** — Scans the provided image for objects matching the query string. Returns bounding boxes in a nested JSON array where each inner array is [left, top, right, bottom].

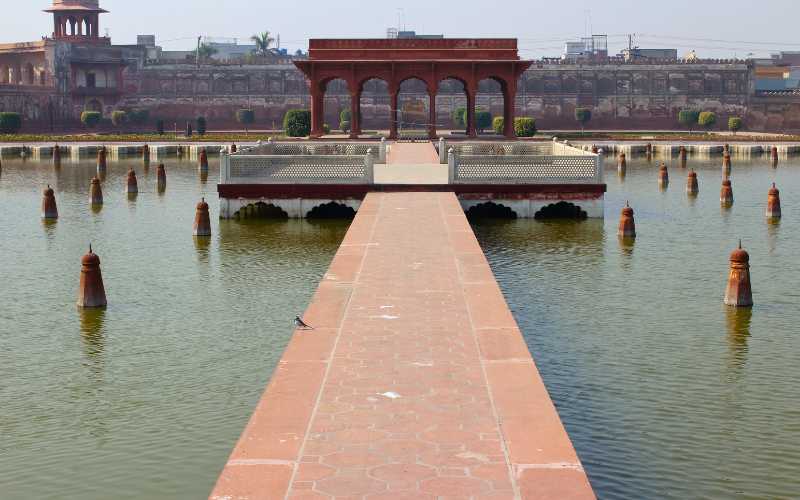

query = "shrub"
[[492, 116, 504, 134], [156, 119, 164, 135], [575, 107, 592, 134], [283, 109, 311, 137], [323, 123, 331, 134], [514, 117, 537, 137], [197, 116, 207, 135], [698, 111, 717, 131], [128, 109, 150, 125], [236, 109, 255, 133], [339, 109, 351, 131], [678, 109, 700, 133], [476, 111, 492, 132], [111, 110, 127, 127], [80, 111, 102, 129], [0, 112, 22, 134], [452, 107, 467, 128], [728, 116, 743, 134]]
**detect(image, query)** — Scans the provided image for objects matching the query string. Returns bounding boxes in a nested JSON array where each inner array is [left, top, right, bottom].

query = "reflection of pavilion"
[[294, 39, 532, 139]]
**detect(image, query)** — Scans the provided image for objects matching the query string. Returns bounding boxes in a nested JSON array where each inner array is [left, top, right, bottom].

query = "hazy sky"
[[4, 0, 800, 59]]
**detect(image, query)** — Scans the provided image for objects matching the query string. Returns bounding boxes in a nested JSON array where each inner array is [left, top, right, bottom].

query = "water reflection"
[[725, 307, 752, 373], [80, 308, 106, 359], [42, 218, 58, 242]]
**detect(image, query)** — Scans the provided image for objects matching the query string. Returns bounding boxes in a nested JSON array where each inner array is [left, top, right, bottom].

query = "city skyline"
[[3, 0, 800, 59]]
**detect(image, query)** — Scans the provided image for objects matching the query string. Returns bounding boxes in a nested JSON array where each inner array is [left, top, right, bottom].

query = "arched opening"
[[534, 202, 588, 220], [1, 66, 9, 84], [83, 18, 91, 37], [25, 64, 34, 85], [465, 202, 518, 220], [13, 64, 22, 84], [235, 202, 289, 220], [437, 77, 467, 135], [397, 78, 429, 139], [359, 78, 390, 134], [322, 78, 350, 135], [476, 77, 506, 136], [306, 202, 356, 220], [68, 17, 77, 36]]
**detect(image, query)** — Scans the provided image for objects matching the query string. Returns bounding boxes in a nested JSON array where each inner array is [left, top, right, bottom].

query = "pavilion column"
[[310, 87, 324, 138], [349, 90, 361, 139], [389, 84, 399, 140], [466, 86, 477, 138], [428, 90, 437, 139], [503, 80, 517, 139]]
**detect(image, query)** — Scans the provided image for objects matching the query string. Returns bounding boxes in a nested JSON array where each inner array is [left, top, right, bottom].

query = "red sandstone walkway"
[[211, 191, 594, 499], [386, 142, 440, 165]]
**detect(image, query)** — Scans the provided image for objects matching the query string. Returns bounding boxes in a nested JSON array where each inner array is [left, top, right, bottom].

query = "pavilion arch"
[[476, 77, 506, 135], [321, 78, 350, 135], [1, 66, 9, 84], [397, 77, 430, 136], [358, 77, 390, 132], [437, 77, 468, 133], [25, 64, 35, 85]]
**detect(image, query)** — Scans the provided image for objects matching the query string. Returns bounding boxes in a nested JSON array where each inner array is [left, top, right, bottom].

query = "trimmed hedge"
[[283, 109, 311, 137], [197, 116, 207, 135], [698, 111, 717, 130], [492, 116, 504, 134], [475, 111, 492, 132], [339, 109, 351, 131], [236, 109, 255, 131], [514, 117, 537, 137], [111, 110, 127, 127], [128, 109, 150, 125], [728, 116, 743, 134], [678, 109, 700, 132], [80, 111, 102, 128], [452, 107, 467, 128], [0, 112, 22, 134]]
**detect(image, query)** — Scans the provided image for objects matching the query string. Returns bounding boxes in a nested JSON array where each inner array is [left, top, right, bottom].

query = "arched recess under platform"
[[306, 202, 357, 220], [465, 201, 518, 220], [534, 201, 588, 220], [234, 202, 289, 220]]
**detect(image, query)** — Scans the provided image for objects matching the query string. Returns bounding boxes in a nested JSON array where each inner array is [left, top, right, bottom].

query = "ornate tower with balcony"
[[45, 0, 108, 41]]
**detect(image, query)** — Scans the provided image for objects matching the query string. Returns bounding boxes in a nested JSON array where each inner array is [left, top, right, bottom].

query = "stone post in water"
[[766, 183, 781, 220], [97, 146, 107, 172], [771, 146, 779, 167], [230, 143, 237, 153], [720, 177, 734, 206], [89, 176, 103, 206], [77, 245, 107, 309], [193, 198, 212, 237], [617, 152, 627, 176], [156, 163, 167, 192], [41, 185, 58, 219], [53, 144, 61, 166], [687, 170, 699, 196], [591, 145, 598, 154], [723, 151, 732, 175], [658, 162, 669, 189], [618, 202, 636, 239], [724, 241, 753, 308], [142, 143, 150, 166], [198, 149, 209, 173], [125, 168, 138, 195]]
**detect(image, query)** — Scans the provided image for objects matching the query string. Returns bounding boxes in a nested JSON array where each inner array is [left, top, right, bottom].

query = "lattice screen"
[[455, 155, 598, 184]]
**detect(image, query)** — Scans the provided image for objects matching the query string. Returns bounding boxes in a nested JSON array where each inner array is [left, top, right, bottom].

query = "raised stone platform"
[[210, 191, 594, 499]]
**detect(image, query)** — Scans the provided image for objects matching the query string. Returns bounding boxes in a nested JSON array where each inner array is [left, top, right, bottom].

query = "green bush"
[[0, 112, 22, 134], [575, 107, 592, 133], [476, 111, 492, 132], [80, 111, 102, 129], [339, 109, 351, 131], [698, 111, 717, 131], [196, 116, 207, 135], [323, 123, 331, 134], [283, 109, 311, 137], [492, 117, 504, 134], [728, 116, 743, 134], [128, 109, 150, 125], [111, 110, 127, 127], [514, 117, 537, 137], [452, 107, 467, 128], [156, 119, 164, 135], [236, 109, 255, 132], [678, 109, 700, 133]]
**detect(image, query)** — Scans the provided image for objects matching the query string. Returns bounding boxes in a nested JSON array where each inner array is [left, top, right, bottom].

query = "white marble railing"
[[220, 150, 375, 185]]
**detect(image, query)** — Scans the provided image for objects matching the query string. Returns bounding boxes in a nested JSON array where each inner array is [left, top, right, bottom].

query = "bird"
[[294, 316, 314, 330]]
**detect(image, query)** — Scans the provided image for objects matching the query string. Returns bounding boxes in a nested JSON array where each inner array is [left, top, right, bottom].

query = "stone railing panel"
[[221, 152, 374, 184]]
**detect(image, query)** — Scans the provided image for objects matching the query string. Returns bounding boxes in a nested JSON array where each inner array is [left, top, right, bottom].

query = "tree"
[[236, 109, 255, 133], [698, 111, 717, 132], [492, 116, 504, 134], [475, 111, 492, 133], [283, 109, 311, 137], [111, 110, 127, 127], [728, 116, 743, 134], [678, 109, 700, 133], [339, 109, 351, 132], [452, 107, 467, 128], [514, 117, 537, 137], [196, 43, 217, 62], [575, 107, 592, 134], [128, 109, 149, 126], [156, 119, 164, 135], [0, 112, 22, 134], [196, 116, 207, 135], [251, 31, 275, 57], [80, 111, 102, 129]]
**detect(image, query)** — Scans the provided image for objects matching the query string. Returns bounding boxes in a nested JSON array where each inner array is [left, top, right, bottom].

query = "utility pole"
[[196, 36, 201, 68]]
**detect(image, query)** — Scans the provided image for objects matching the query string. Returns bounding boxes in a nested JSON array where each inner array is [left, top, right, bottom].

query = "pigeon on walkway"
[[294, 316, 314, 330]]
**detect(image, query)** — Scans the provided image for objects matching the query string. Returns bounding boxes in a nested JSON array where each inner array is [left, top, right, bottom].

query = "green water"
[[0, 157, 349, 499], [1, 154, 798, 499], [473, 155, 800, 499]]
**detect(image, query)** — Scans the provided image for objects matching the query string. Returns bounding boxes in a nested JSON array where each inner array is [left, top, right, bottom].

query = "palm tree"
[[251, 31, 275, 57], [197, 43, 218, 61]]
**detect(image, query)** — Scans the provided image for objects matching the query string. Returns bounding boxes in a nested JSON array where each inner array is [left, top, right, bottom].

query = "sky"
[[4, 0, 800, 59]]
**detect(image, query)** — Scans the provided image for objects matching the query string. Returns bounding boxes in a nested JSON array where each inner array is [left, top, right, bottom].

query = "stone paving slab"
[[211, 192, 594, 499]]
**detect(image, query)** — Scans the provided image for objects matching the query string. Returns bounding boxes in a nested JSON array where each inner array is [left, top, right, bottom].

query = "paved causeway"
[[211, 191, 594, 499]]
